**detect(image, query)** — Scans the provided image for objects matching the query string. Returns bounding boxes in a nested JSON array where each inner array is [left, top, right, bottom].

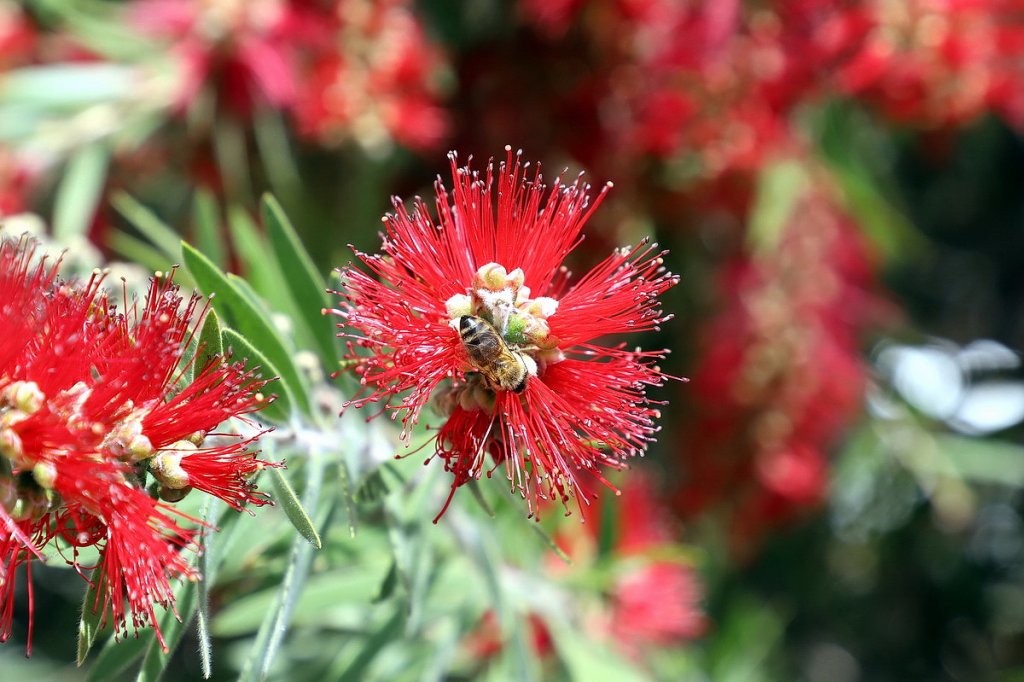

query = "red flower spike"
[[0, 235, 276, 653], [332, 148, 678, 518]]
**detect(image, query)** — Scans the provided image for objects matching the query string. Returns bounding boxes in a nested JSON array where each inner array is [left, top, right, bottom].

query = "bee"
[[457, 315, 536, 393]]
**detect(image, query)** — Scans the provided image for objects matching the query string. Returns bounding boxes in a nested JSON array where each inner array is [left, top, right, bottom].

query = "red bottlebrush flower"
[[0, 235, 279, 652], [332, 148, 677, 519]]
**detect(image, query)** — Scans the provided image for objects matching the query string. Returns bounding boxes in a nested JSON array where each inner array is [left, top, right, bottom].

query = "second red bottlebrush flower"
[[0, 235, 279, 653], [331, 148, 678, 519]]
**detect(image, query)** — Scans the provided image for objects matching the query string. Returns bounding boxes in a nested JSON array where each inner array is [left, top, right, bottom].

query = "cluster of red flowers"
[[513, 0, 1024, 181], [466, 472, 704, 667], [577, 473, 705, 655], [130, 0, 448, 150], [676, 169, 881, 550], [0, 236, 276, 652], [835, 0, 1024, 128], [332, 148, 677, 519]]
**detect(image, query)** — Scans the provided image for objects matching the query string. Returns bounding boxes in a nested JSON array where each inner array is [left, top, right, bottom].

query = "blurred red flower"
[[293, 0, 449, 151], [332, 148, 677, 519], [130, 0, 323, 117], [675, 166, 884, 552], [0, 236, 278, 652]]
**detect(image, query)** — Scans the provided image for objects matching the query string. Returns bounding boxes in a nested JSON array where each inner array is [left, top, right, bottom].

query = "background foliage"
[[2, 1, 1024, 680]]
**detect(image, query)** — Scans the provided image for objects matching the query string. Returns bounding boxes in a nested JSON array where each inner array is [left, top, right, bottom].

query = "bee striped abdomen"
[[458, 315, 532, 393]]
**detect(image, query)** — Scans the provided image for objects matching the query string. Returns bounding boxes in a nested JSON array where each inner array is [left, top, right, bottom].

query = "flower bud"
[[445, 293, 474, 319], [149, 441, 196, 490]]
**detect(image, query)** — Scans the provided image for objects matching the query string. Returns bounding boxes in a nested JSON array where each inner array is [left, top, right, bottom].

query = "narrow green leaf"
[[196, 500, 217, 680], [268, 466, 322, 549], [549, 623, 650, 682], [135, 581, 199, 682], [528, 522, 571, 566], [339, 458, 357, 538], [467, 479, 496, 518], [181, 242, 312, 418], [333, 609, 404, 682], [192, 188, 226, 269], [374, 561, 399, 604], [238, 454, 328, 682], [261, 194, 337, 364], [86, 631, 148, 682], [108, 231, 176, 277], [113, 193, 181, 261], [748, 161, 807, 254], [221, 328, 292, 425], [77, 570, 107, 666], [0, 63, 137, 107], [213, 117, 252, 201], [597, 490, 618, 560], [192, 308, 223, 383], [936, 434, 1024, 485], [253, 108, 301, 197], [54, 144, 110, 242], [214, 554, 390, 636], [227, 207, 293, 315]]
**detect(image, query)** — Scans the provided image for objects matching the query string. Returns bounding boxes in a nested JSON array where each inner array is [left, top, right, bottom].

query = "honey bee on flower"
[[330, 148, 678, 519]]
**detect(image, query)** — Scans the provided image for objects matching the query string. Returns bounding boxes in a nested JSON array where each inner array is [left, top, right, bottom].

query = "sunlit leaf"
[[192, 308, 223, 384], [53, 143, 110, 242], [77, 570, 108, 666], [113, 193, 181, 261], [269, 466, 322, 549], [237, 453, 328, 682], [221, 328, 292, 425], [261, 194, 338, 364], [192, 188, 227, 269], [181, 241, 312, 418]]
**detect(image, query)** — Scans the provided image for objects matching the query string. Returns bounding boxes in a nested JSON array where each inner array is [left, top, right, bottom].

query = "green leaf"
[[814, 101, 925, 263], [181, 241, 312, 418], [135, 581, 199, 682], [221, 328, 292, 425], [0, 63, 138, 108], [374, 560, 399, 604], [935, 434, 1024, 486], [253, 109, 301, 198], [261, 194, 338, 364], [597, 490, 617, 561], [549, 623, 650, 682], [339, 458, 357, 539], [113, 193, 181, 261], [467, 479, 496, 518], [227, 207, 293, 315], [528, 522, 571, 566], [214, 555, 391, 636], [77, 570, 108, 666], [268, 466, 322, 549], [86, 631, 148, 682], [747, 161, 807, 254], [53, 143, 110, 242], [237, 454, 329, 682], [193, 308, 223, 383], [192, 188, 226, 269], [196, 500, 219, 680], [108, 231, 177, 277], [332, 608, 405, 682]]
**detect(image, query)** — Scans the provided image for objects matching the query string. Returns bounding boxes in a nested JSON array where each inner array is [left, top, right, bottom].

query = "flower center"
[[444, 263, 564, 368]]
